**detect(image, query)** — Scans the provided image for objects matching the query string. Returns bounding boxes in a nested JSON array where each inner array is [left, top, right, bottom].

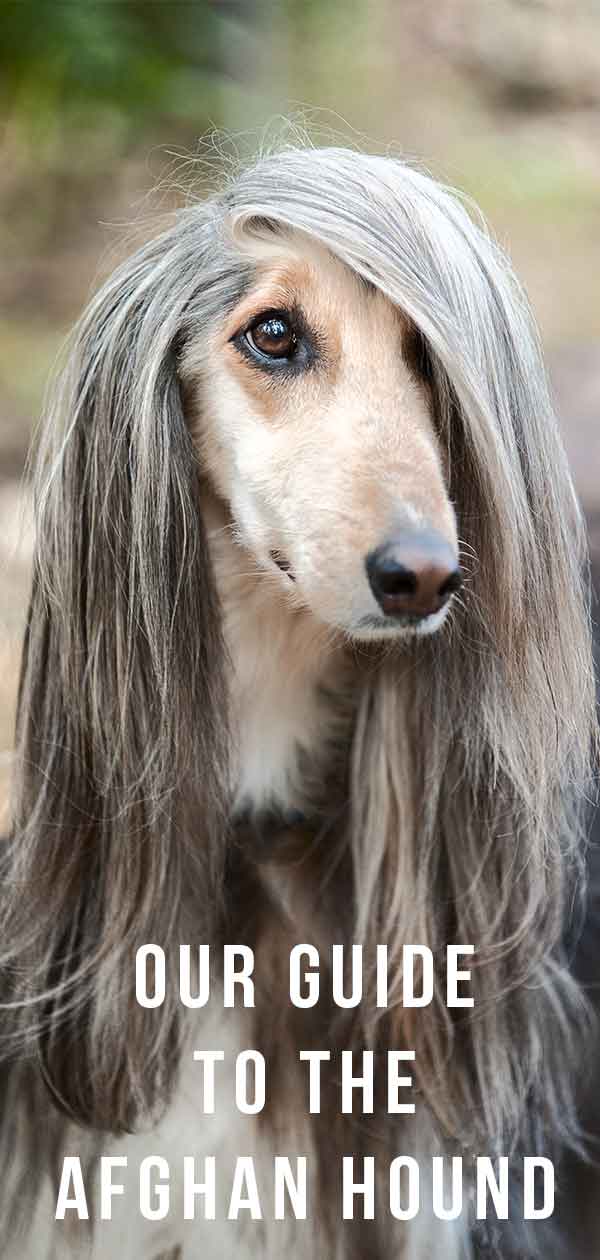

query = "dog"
[[1, 145, 598, 1260]]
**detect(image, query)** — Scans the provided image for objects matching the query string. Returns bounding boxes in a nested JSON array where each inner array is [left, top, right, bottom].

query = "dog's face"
[[188, 232, 460, 641]]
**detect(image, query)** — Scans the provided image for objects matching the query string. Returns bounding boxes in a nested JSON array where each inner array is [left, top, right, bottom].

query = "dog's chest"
[[220, 583, 351, 818], [230, 643, 346, 816]]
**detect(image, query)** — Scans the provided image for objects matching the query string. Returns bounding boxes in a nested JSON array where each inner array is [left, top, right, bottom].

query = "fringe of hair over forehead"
[[1, 146, 597, 1179]]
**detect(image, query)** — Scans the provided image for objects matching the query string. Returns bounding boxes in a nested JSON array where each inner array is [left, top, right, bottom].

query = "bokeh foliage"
[[0, 0, 228, 141]]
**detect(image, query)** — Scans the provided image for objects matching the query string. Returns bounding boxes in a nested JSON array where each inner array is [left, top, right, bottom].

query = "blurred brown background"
[[1, 0, 599, 821]]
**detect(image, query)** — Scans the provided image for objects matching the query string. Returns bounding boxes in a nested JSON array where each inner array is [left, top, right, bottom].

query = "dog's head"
[[184, 231, 460, 640]]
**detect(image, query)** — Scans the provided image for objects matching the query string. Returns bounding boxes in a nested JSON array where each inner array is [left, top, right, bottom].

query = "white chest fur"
[[205, 498, 351, 818], [227, 599, 348, 816]]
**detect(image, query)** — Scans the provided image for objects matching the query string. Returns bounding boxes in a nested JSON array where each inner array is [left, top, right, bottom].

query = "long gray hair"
[[3, 146, 597, 1178]]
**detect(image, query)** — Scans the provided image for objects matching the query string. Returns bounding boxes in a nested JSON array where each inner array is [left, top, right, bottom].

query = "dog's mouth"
[[269, 549, 296, 581], [353, 605, 451, 640]]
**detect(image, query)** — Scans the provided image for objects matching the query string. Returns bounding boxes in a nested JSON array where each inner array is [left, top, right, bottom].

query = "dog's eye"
[[245, 313, 297, 361], [231, 307, 316, 373]]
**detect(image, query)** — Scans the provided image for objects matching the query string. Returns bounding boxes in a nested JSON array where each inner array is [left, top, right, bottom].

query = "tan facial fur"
[[185, 232, 458, 642]]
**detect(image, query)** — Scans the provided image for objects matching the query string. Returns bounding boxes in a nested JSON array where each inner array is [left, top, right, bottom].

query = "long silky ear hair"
[[224, 148, 598, 1158], [2, 209, 250, 1131]]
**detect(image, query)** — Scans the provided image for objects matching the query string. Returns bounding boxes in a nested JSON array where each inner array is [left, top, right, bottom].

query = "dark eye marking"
[[230, 306, 318, 374]]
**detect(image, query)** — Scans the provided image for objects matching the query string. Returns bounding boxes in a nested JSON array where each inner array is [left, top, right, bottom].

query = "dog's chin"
[[348, 605, 451, 643]]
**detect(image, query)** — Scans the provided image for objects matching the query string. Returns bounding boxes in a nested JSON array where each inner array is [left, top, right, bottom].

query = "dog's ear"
[[5, 223, 230, 1131]]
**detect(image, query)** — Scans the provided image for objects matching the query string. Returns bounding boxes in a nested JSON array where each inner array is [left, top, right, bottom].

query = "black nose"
[[366, 529, 462, 619]]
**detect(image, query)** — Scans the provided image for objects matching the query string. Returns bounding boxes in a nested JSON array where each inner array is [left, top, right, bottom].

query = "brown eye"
[[246, 314, 297, 360]]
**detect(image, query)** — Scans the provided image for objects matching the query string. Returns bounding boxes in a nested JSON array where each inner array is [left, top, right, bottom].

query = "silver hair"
[[2, 145, 597, 1252]]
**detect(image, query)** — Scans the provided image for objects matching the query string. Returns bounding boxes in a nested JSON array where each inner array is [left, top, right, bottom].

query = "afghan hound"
[[1, 145, 598, 1260]]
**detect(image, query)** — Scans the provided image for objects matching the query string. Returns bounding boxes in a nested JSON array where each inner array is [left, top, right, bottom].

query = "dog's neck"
[[203, 491, 353, 819]]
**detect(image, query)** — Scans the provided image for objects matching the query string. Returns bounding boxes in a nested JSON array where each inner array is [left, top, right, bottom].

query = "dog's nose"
[[366, 529, 462, 619]]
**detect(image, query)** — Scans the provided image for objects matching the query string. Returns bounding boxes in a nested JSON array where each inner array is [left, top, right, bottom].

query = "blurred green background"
[[1, 0, 599, 817]]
